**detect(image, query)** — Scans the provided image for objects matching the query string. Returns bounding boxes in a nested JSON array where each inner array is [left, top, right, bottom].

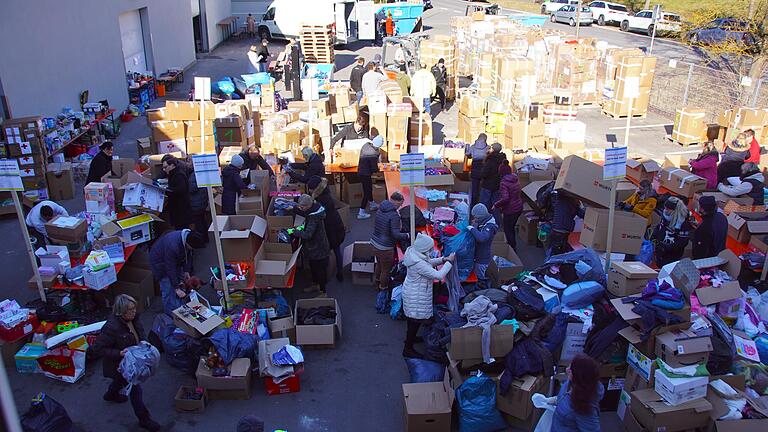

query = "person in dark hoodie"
[[718, 162, 765, 205], [330, 115, 369, 150], [372, 192, 409, 291], [162, 155, 192, 229], [357, 133, 383, 219], [287, 147, 325, 184], [350, 56, 366, 106], [86, 141, 114, 184], [292, 194, 331, 297], [718, 135, 751, 184], [239, 145, 275, 178], [308, 176, 346, 282], [548, 191, 584, 259], [465, 133, 488, 207], [493, 161, 523, 250], [149, 229, 206, 316], [692, 195, 727, 259], [467, 204, 499, 290], [221, 154, 248, 215], [479, 142, 506, 214], [651, 197, 693, 266]]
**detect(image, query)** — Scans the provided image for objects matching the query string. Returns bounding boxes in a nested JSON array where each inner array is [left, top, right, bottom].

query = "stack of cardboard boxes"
[[671, 107, 708, 146], [553, 43, 600, 106], [419, 35, 458, 100], [148, 101, 216, 156], [718, 107, 768, 145], [457, 93, 486, 144], [2, 116, 48, 199], [602, 51, 656, 118]]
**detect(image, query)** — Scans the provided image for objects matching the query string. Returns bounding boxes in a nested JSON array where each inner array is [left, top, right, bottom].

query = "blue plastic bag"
[[262, 290, 291, 318], [637, 239, 654, 265], [241, 73, 274, 87], [444, 223, 475, 280], [405, 358, 445, 383], [215, 77, 235, 95], [756, 335, 768, 364], [390, 285, 405, 320], [562, 281, 605, 308], [376, 290, 389, 314], [456, 375, 507, 432], [208, 327, 259, 365]]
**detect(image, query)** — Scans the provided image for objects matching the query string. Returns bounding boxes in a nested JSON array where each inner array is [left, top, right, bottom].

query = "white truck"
[[256, 0, 378, 44], [587, 1, 630, 26]]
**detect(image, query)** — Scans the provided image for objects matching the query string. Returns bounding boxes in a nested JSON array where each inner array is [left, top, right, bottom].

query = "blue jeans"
[[470, 177, 482, 207], [257, 62, 267, 73], [474, 263, 489, 290], [423, 98, 431, 115], [160, 277, 184, 316], [356, 91, 364, 106], [479, 188, 499, 211]]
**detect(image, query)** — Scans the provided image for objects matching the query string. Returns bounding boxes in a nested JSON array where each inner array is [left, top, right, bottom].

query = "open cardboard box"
[[265, 196, 304, 242], [208, 215, 267, 262], [612, 297, 691, 330], [102, 213, 163, 247], [344, 241, 376, 286], [402, 370, 455, 432], [630, 388, 712, 432], [488, 243, 524, 285], [626, 158, 661, 184], [708, 374, 768, 431], [195, 357, 252, 400], [174, 386, 208, 413], [521, 180, 552, 212], [172, 301, 225, 338], [45, 216, 87, 244], [449, 325, 515, 361], [121, 171, 165, 213], [294, 298, 342, 346], [654, 328, 712, 368], [253, 243, 301, 288]]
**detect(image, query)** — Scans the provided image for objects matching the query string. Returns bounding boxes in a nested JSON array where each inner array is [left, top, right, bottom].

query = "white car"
[[587, 1, 629, 26], [620, 10, 682, 36], [541, 0, 579, 15]]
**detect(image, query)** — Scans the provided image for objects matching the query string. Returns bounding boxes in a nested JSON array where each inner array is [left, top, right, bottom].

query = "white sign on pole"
[[301, 78, 320, 101], [400, 153, 425, 185], [652, 4, 662, 20], [603, 147, 628, 180], [192, 154, 222, 187], [194, 77, 212, 101], [0, 159, 24, 191], [623, 77, 641, 99]]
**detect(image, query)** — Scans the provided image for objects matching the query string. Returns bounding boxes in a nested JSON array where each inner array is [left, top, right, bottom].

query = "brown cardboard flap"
[[695, 281, 742, 306], [633, 388, 712, 414]]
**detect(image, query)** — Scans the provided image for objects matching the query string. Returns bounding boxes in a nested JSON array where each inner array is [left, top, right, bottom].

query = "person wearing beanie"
[[692, 195, 727, 259], [372, 192, 409, 290], [86, 141, 115, 184], [236, 416, 264, 432], [401, 232, 455, 358], [221, 155, 248, 215], [286, 146, 325, 184], [308, 176, 346, 282], [292, 194, 331, 297], [689, 142, 719, 189], [465, 133, 489, 207], [357, 132, 383, 219], [149, 229, 206, 316], [718, 134, 751, 183], [467, 203, 499, 290], [718, 162, 765, 205], [619, 180, 657, 226], [162, 155, 192, 229], [493, 161, 523, 250], [479, 143, 507, 215], [651, 197, 693, 266], [238, 145, 275, 179]]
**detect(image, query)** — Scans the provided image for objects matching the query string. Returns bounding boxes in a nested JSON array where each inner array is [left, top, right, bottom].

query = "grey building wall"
[[204, 0, 234, 51]]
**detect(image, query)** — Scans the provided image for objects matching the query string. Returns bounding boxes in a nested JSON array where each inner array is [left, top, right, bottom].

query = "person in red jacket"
[[689, 143, 719, 189], [745, 129, 761, 164], [493, 161, 523, 250]]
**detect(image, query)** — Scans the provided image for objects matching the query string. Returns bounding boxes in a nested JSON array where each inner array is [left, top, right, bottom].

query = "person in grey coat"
[[371, 192, 409, 291], [465, 133, 488, 207], [467, 204, 498, 291]]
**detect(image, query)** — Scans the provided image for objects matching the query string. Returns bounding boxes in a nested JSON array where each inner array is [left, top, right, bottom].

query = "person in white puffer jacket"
[[401, 232, 454, 358]]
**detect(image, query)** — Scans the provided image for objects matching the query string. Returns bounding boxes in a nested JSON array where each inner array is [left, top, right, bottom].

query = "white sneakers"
[[357, 209, 372, 219]]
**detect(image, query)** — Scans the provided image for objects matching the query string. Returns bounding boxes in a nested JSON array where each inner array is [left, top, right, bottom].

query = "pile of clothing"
[[297, 306, 336, 325]]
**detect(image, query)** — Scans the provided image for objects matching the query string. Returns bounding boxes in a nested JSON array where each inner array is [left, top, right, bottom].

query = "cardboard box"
[[46, 163, 75, 201], [174, 386, 207, 413], [102, 213, 163, 247], [654, 369, 708, 406], [658, 167, 707, 198], [488, 244, 524, 285], [111, 266, 153, 313], [630, 388, 712, 432], [294, 298, 342, 346], [448, 325, 515, 361], [83, 263, 117, 290], [654, 329, 712, 368], [236, 194, 265, 217], [496, 374, 547, 419], [151, 120, 186, 141], [186, 135, 216, 155], [626, 158, 661, 184], [258, 337, 294, 378], [173, 301, 225, 338], [13, 342, 45, 373], [45, 216, 87, 243], [265, 197, 302, 241], [253, 243, 301, 287], [342, 180, 364, 206], [555, 156, 612, 208], [165, 100, 214, 120], [519, 212, 539, 246], [195, 357, 252, 400], [403, 371, 454, 432], [580, 207, 647, 254], [121, 172, 165, 213], [695, 280, 742, 307], [344, 242, 376, 285], [607, 261, 658, 297], [209, 215, 267, 262]]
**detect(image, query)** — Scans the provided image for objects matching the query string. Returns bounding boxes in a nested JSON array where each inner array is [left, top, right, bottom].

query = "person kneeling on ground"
[[150, 229, 206, 316], [692, 195, 728, 259], [402, 233, 454, 358], [292, 194, 331, 297], [467, 204, 498, 291], [718, 162, 765, 205]]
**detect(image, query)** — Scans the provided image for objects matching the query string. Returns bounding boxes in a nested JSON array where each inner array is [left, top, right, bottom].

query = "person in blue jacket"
[[467, 204, 498, 290], [221, 155, 248, 215], [149, 229, 206, 316], [549, 353, 604, 432]]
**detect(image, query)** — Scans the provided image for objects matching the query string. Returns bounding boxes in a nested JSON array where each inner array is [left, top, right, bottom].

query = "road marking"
[[608, 123, 673, 130]]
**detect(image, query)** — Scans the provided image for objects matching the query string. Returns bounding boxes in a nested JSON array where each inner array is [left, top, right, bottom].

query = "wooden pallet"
[[665, 134, 703, 148], [602, 109, 647, 119]]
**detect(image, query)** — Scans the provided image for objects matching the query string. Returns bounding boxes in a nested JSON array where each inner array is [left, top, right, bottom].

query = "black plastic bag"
[[21, 393, 73, 432]]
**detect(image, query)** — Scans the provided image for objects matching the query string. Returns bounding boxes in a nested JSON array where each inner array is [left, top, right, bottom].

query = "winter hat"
[[663, 198, 678, 210], [372, 135, 385, 149], [413, 233, 434, 254], [471, 203, 490, 220], [491, 142, 502, 152], [699, 195, 717, 214], [301, 146, 314, 161], [230, 154, 244, 169], [499, 162, 512, 176], [297, 194, 313, 208]]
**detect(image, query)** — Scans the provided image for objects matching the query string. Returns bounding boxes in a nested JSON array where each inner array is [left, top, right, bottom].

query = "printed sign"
[[400, 153, 425, 186], [0, 159, 24, 191], [192, 154, 221, 187], [603, 147, 628, 180]]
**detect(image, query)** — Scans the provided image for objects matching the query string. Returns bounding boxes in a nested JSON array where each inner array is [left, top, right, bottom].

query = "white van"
[[257, 0, 377, 44]]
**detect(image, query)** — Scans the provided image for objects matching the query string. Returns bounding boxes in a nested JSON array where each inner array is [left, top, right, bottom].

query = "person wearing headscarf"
[[651, 197, 693, 266], [221, 154, 247, 215], [465, 133, 488, 207], [401, 233, 454, 358], [718, 135, 751, 184], [357, 132, 383, 219], [467, 204, 498, 290], [619, 180, 657, 226], [493, 161, 523, 250], [692, 195, 727, 259], [689, 142, 719, 189], [718, 162, 765, 205], [286, 146, 324, 184]]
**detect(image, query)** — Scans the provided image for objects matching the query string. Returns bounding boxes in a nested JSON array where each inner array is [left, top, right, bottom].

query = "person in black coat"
[[287, 147, 325, 184], [161, 156, 192, 229], [330, 115, 369, 150], [239, 146, 275, 177], [479, 143, 506, 214], [257, 39, 270, 73], [308, 176, 346, 282], [692, 195, 728, 259], [350, 56, 366, 106], [86, 141, 114, 184], [651, 197, 693, 266], [221, 155, 248, 215], [430, 58, 448, 111], [91, 295, 160, 431], [547, 191, 584, 259]]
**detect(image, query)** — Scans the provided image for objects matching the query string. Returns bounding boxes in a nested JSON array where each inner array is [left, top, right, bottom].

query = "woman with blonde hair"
[[651, 197, 693, 266]]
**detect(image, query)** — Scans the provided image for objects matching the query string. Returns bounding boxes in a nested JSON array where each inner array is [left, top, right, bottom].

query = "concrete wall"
[[204, 0, 234, 51], [0, 0, 196, 118]]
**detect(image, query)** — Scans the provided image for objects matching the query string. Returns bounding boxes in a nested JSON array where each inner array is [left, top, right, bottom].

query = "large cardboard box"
[[459, 94, 486, 117], [83, 263, 117, 290], [626, 158, 660, 184], [151, 120, 186, 142], [186, 135, 216, 155], [449, 325, 515, 361], [654, 369, 708, 406], [672, 108, 708, 145], [695, 280, 742, 306], [295, 298, 342, 346], [344, 241, 376, 286], [208, 215, 267, 262], [46, 163, 75, 201], [654, 329, 712, 368], [658, 167, 707, 198], [195, 357, 252, 400], [630, 388, 712, 432], [265, 195, 303, 241], [111, 266, 154, 313], [607, 261, 657, 297], [184, 120, 214, 137], [555, 156, 612, 208], [253, 243, 301, 287], [174, 386, 207, 413], [488, 243, 524, 285], [402, 371, 454, 432], [707, 375, 768, 432], [172, 301, 225, 338], [101, 213, 163, 247], [496, 374, 547, 419], [45, 216, 87, 243], [519, 212, 540, 245], [580, 207, 647, 254]]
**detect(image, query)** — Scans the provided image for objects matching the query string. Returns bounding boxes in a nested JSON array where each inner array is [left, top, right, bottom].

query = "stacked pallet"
[[300, 24, 334, 64]]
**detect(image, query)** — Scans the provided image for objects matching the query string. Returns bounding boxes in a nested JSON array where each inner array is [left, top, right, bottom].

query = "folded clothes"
[[298, 306, 337, 325]]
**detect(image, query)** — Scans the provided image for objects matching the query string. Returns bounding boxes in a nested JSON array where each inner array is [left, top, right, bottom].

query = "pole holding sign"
[[400, 153, 425, 242], [302, 78, 320, 156], [649, 5, 662, 55], [603, 146, 628, 273]]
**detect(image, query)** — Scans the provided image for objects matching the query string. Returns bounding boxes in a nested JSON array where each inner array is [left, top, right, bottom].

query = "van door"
[[261, 6, 280, 38], [356, 1, 376, 40], [334, 2, 349, 44]]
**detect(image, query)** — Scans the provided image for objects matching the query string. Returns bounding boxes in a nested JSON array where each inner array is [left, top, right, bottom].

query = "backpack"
[[499, 338, 554, 394], [399, 206, 428, 230], [507, 283, 546, 321]]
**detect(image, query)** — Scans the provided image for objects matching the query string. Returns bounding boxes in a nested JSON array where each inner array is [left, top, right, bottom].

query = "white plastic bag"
[[534, 409, 554, 432], [532, 392, 557, 432]]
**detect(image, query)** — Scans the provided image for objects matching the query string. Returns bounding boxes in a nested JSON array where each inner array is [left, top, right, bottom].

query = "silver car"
[[551, 5, 593, 27]]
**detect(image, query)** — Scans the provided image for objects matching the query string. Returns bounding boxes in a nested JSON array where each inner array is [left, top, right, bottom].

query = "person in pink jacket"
[[689, 143, 719, 189], [493, 161, 523, 250]]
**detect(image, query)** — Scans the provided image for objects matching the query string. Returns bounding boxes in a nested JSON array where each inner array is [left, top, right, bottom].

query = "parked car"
[[686, 18, 759, 49], [587, 1, 629, 26], [551, 5, 593, 27], [620, 9, 682, 36], [541, 0, 579, 15]]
